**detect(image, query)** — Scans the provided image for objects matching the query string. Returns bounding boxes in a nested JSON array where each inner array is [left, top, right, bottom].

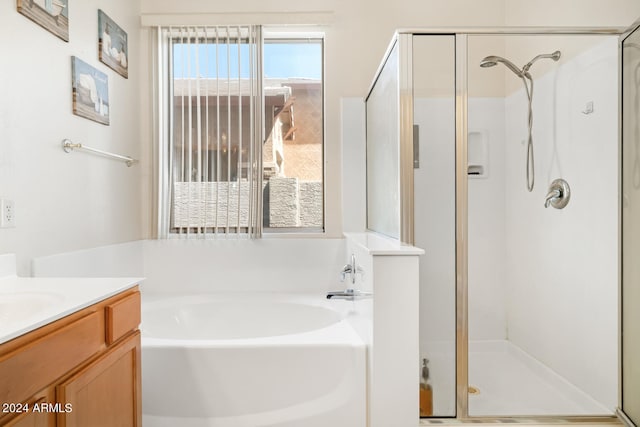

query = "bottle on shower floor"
[[420, 357, 433, 417]]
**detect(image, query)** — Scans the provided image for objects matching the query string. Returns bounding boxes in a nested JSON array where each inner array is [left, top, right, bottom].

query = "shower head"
[[479, 56, 499, 68], [522, 50, 561, 73], [480, 49, 561, 193], [479, 55, 524, 77]]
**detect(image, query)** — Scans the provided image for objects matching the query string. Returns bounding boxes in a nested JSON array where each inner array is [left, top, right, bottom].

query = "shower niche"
[[366, 29, 626, 421]]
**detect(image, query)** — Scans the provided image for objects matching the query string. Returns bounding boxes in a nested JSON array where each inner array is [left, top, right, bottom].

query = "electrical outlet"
[[0, 199, 15, 228]]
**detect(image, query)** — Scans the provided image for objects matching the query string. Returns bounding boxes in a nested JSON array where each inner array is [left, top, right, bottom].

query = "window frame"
[[156, 27, 327, 238]]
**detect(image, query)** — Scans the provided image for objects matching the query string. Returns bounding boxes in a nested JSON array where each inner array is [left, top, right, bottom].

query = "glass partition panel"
[[413, 35, 457, 417], [622, 23, 640, 427], [366, 42, 400, 239]]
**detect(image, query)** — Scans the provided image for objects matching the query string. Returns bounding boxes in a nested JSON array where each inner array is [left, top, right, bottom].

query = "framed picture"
[[98, 10, 128, 79], [16, 0, 69, 42], [71, 57, 109, 126]]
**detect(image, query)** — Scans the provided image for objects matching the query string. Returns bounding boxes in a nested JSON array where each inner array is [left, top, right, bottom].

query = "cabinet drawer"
[[105, 291, 140, 344], [0, 311, 104, 407]]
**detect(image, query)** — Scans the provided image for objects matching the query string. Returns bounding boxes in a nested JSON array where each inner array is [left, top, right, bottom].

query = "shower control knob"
[[544, 179, 570, 209]]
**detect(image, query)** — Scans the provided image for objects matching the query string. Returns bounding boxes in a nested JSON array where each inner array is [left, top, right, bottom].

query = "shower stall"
[[365, 24, 640, 422]]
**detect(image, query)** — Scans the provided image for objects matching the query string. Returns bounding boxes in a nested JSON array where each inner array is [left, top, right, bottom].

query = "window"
[[158, 26, 324, 238], [262, 38, 324, 231]]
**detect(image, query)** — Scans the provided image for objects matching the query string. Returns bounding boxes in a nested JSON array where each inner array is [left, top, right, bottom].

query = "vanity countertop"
[[0, 276, 143, 345]]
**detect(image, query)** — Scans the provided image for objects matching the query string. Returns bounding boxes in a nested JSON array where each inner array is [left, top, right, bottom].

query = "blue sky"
[[173, 42, 322, 79]]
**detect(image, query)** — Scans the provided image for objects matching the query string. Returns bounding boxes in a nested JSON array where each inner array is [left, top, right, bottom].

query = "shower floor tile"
[[468, 341, 612, 417]]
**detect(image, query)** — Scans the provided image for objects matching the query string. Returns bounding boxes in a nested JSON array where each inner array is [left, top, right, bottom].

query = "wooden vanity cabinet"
[[0, 287, 141, 427]]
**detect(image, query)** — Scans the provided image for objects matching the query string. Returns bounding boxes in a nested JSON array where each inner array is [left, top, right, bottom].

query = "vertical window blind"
[[158, 25, 263, 238]]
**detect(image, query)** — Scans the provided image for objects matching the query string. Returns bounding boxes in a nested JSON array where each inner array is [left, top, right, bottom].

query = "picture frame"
[[71, 56, 110, 126], [16, 0, 69, 42], [98, 10, 128, 79]]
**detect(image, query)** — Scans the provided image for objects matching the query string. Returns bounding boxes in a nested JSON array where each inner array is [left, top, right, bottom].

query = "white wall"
[[141, 238, 346, 293], [32, 241, 144, 277], [504, 38, 619, 410], [0, 0, 143, 275], [505, 0, 640, 28], [31, 237, 347, 293], [341, 98, 366, 233]]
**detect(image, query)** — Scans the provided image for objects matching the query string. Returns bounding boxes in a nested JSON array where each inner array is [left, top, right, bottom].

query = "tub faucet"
[[340, 253, 359, 284], [327, 254, 371, 300], [326, 288, 372, 300]]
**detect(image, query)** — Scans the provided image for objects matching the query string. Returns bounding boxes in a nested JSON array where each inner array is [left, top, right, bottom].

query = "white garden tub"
[[141, 294, 366, 427]]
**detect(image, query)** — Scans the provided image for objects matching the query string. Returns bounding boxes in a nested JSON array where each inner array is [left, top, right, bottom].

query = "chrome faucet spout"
[[326, 289, 372, 300]]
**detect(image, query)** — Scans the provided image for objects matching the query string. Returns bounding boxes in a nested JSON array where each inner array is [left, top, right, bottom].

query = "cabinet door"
[[56, 332, 141, 427]]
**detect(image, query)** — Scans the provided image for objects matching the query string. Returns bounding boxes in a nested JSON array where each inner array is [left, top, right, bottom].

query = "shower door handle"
[[413, 125, 420, 169]]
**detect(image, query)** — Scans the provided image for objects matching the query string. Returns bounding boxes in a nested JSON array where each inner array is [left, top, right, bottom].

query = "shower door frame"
[[618, 17, 640, 427], [374, 26, 628, 423]]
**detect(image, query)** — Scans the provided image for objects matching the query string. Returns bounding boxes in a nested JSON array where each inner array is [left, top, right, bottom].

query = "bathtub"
[[141, 293, 367, 427]]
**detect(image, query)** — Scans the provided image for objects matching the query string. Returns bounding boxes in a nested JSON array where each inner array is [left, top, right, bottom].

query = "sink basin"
[[0, 292, 65, 330]]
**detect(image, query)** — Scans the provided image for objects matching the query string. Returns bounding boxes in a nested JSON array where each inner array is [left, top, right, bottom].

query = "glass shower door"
[[413, 34, 457, 417], [621, 19, 640, 427], [466, 33, 619, 417]]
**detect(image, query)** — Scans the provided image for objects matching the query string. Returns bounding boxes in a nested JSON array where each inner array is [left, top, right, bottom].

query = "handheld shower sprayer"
[[479, 50, 561, 192], [479, 56, 524, 77]]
